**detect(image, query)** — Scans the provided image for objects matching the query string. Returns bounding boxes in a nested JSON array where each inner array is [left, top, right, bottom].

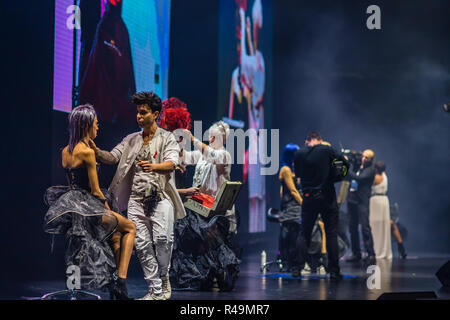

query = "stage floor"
[[8, 252, 450, 300]]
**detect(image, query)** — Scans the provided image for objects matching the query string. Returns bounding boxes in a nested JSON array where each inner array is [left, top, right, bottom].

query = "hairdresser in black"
[[345, 149, 376, 265], [294, 131, 348, 281]]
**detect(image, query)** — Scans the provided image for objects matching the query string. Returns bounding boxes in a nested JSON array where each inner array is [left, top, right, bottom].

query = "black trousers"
[[301, 193, 340, 274], [347, 202, 375, 257], [280, 221, 307, 270]]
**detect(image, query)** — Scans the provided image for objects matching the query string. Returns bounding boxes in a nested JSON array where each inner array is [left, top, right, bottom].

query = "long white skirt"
[[369, 195, 392, 259]]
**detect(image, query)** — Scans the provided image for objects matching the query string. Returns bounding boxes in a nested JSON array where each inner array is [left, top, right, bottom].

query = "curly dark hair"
[[131, 91, 162, 113]]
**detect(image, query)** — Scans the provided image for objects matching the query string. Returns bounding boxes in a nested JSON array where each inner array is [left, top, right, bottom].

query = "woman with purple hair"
[[43, 104, 136, 299]]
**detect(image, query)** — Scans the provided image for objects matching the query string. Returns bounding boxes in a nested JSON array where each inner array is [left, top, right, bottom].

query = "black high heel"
[[109, 277, 133, 300], [398, 242, 407, 259]]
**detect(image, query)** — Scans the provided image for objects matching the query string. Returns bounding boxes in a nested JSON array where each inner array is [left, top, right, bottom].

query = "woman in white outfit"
[[369, 161, 392, 259], [170, 121, 241, 291]]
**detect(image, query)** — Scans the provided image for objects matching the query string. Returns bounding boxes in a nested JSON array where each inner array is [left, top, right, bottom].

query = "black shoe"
[[109, 277, 133, 300], [364, 255, 376, 265], [291, 267, 301, 278], [398, 243, 407, 259], [345, 255, 361, 263], [329, 272, 343, 281]]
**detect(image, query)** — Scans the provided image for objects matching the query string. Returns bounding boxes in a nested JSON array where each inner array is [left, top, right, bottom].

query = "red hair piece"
[[159, 97, 192, 131]]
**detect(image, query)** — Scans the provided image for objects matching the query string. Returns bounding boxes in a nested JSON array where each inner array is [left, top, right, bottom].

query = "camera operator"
[[346, 149, 376, 264], [294, 131, 349, 281]]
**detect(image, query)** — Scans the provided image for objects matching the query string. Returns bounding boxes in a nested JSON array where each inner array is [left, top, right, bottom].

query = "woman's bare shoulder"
[[280, 165, 292, 174], [76, 144, 95, 160], [63, 143, 94, 167], [373, 173, 383, 185], [279, 165, 292, 179]]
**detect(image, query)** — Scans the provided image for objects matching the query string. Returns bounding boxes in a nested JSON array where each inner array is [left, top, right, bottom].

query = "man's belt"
[[302, 188, 323, 199]]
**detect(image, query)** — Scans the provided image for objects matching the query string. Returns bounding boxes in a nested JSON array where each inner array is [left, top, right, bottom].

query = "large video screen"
[[53, 0, 171, 126], [218, 0, 273, 233]]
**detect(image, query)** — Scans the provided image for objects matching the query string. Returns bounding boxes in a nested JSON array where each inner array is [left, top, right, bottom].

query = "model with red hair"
[[159, 99, 241, 291], [158, 97, 192, 132], [159, 97, 198, 197]]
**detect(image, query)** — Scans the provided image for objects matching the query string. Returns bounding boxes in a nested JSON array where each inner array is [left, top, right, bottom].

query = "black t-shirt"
[[294, 145, 346, 193]]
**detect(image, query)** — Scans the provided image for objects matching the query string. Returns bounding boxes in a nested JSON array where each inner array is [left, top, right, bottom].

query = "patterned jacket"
[[108, 127, 186, 220]]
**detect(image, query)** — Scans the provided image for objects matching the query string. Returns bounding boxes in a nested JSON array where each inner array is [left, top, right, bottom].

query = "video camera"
[[340, 148, 363, 169]]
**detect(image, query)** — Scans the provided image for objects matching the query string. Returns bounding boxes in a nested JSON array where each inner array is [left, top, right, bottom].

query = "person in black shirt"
[[346, 149, 376, 264], [294, 132, 348, 281]]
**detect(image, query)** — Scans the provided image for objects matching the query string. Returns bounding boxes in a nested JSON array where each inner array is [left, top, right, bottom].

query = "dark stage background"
[[272, 0, 450, 255], [1, 0, 449, 295]]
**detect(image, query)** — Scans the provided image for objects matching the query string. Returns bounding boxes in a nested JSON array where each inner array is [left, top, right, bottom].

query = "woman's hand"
[[138, 160, 154, 173], [182, 129, 195, 143], [184, 187, 200, 196]]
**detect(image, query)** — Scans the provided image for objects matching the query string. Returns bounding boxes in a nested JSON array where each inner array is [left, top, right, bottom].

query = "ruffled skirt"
[[170, 210, 241, 291], [43, 186, 119, 290]]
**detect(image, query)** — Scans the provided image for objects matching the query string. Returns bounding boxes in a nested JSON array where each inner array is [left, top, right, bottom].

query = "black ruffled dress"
[[170, 170, 241, 292], [43, 166, 118, 290]]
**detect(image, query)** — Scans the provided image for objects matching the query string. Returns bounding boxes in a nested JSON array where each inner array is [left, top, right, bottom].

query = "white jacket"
[[108, 127, 186, 220]]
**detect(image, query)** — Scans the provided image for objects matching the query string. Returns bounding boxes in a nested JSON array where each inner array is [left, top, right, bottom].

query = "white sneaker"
[[136, 292, 153, 300], [150, 292, 166, 300], [318, 266, 327, 275], [301, 263, 311, 274], [137, 291, 166, 300], [161, 275, 172, 300]]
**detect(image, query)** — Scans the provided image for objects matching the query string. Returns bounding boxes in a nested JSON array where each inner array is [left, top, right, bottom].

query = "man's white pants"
[[128, 197, 174, 295]]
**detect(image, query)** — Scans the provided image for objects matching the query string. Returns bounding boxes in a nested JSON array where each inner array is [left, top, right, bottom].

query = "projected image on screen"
[[53, 0, 171, 126], [218, 0, 273, 233]]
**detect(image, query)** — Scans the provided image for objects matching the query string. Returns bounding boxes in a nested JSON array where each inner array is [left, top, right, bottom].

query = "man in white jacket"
[[91, 91, 186, 300]]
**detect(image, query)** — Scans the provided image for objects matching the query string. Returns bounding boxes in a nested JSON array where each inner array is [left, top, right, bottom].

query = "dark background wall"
[[1, 1, 55, 290], [1, 0, 449, 293], [273, 0, 450, 254]]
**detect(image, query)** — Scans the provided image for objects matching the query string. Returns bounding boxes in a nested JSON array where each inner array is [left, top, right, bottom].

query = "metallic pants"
[[128, 197, 174, 294]]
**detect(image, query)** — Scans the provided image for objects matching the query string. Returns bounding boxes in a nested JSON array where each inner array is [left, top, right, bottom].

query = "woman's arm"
[[373, 173, 383, 186], [183, 129, 210, 155], [180, 148, 202, 166], [178, 187, 200, 196], [278, 170, 283, 198], [80, 148, 109, 208], [192, 136, 209, 154], [280, 166, 303, 206]]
